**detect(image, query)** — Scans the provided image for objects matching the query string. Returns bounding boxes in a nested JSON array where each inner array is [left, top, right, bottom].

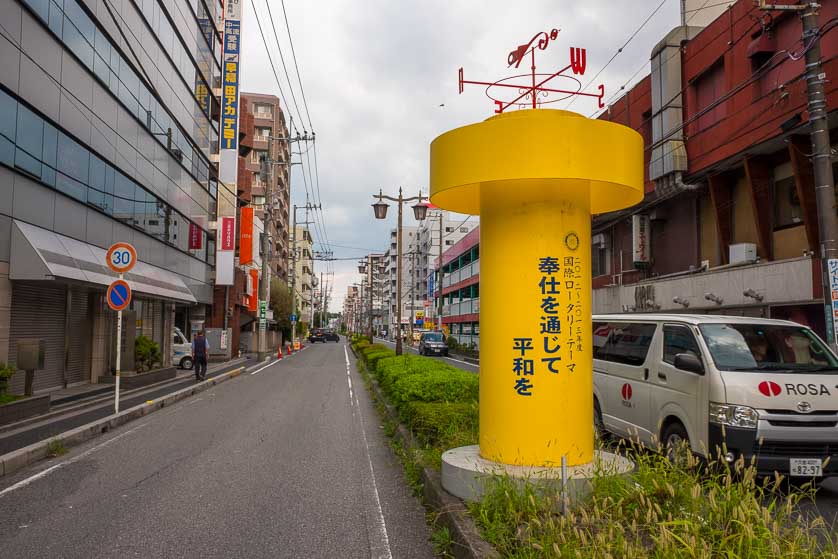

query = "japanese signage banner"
[[240, 207, 254, 266], [632, 214, 650, 266], [189, 223, 203, 250], [216, 216, 236, 285], [829, 259, 838, 343], [218, 0, 242, 185], [215, 0, 242, 283]]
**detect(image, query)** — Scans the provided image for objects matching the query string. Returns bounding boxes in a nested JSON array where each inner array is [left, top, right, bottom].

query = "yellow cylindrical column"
[[430, 109, 643, 467], [480, 181, 593, 465]]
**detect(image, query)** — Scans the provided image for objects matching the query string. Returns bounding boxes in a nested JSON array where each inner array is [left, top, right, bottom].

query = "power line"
[[592, 0, 726, 117], [566, 0, 672, 109], [249, 0, 299, 135], [280, 0, 314, 131], [262, 0, 306, 131]]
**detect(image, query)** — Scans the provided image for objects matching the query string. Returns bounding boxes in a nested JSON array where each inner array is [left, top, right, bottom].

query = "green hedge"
[[389, 367, 478, 407], [375, 355, 429, 393], [401, 401, 478, 447]]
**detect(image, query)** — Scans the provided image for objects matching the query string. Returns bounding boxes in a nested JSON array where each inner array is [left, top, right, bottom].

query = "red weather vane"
[[458, 28, 605, 113]]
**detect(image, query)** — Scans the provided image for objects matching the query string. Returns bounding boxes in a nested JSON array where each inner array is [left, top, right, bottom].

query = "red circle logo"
[[758, 381, 782, 397], [621, 383, 633, 401]]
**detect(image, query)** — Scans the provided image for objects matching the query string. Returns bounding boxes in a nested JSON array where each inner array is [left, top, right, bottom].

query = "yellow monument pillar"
[[431, 109, 643, 469]]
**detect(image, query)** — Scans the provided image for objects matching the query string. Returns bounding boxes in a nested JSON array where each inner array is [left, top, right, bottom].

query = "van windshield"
[[423, 333, 443, 342], [699, 323, 838, 373]]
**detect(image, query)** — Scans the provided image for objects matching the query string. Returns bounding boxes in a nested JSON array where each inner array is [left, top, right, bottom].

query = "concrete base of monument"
[[441, 445, 635, 502]]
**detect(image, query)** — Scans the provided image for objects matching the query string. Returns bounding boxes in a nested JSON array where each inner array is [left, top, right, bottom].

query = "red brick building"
[[593, 0, 838, 339]]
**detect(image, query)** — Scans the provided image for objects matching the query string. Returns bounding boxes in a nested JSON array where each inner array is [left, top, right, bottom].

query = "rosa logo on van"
[[758, 381, 782, 397], [621, 383, 632, 401]]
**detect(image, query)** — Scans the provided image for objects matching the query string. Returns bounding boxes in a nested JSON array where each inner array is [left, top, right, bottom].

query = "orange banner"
[[240, 207, 254, 265], [247, 269, 259, 311]]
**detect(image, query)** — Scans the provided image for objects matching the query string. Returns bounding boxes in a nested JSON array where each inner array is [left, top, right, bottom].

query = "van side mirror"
[[674, 353, 704, 374]]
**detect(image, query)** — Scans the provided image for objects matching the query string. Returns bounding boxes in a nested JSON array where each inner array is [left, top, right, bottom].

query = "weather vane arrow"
[[458, 27, 605, 114]]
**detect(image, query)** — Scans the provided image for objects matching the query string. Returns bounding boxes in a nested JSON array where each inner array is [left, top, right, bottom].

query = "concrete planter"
[[0, 394, 51, 426], [98, 366, 177, 389]]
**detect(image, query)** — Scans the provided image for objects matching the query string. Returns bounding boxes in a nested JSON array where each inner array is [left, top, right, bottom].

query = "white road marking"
[[0, 422, 150, 498], [343, 344, 392, 559], [250, 359, 281, 375]]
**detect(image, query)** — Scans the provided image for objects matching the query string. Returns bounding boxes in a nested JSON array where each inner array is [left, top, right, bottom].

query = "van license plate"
[[789, 458, 823, 477]]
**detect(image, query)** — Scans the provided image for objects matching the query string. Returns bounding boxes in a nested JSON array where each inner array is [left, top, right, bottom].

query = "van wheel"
[[594, 399, 606, 441], [662, 422, 690, 465], [180, 356, 193, 370]]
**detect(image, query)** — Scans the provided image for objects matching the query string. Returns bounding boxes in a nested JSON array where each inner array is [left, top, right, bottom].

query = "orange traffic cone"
[[286, 345, 292, 355]]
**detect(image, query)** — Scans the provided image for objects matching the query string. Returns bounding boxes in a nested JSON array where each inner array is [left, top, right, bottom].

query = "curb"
[[353, 347, 498, 559], [0, 366, 246, 479], [0, 358, 250, 436]]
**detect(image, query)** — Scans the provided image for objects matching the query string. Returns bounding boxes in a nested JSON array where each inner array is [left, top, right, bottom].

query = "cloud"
[[239, 0, 683, 310]]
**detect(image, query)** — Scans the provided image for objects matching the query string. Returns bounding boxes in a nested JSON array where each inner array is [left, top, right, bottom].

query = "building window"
[[252, 195, 266, 206], [445, 226, 454, 232], [460, 227, 469, 232], [693, 60, 726, 132], [252, 150, 267, 164], [446, 240, 454, 245], [773, 176, 802, 229], [256, 127, 271, 138], [592, 236, 609, 277], [255, 104, 272, 118]]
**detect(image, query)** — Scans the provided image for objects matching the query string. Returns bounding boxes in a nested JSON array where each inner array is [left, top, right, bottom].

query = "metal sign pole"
[[115, 271, 122, 414]]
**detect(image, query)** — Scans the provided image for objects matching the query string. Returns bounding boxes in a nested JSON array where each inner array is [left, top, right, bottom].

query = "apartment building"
[[0, 0, 221, 391]]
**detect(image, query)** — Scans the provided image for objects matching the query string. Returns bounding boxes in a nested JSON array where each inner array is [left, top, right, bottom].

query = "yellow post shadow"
[[430, 109, 643, 467]]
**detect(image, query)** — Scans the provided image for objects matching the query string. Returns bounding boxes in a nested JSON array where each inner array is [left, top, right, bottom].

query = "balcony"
[[442, 298, 480, 318], [442, 259, 480, 289]]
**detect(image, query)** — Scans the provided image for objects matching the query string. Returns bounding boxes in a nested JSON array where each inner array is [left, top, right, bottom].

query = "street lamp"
[[372, 187, 425, 356]]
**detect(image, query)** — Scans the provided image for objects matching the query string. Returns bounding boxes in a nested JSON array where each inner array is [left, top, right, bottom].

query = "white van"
[[172, 327, 192, 369], [593, 314, 838, 479]]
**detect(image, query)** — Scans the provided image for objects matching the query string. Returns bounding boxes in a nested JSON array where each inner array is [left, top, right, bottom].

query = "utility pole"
[[257, 156, 272, 360], [290, 204, 318, 347], [760, 1, 837, 347]]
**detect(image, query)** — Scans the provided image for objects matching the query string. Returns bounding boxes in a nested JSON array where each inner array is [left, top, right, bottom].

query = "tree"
[[270, 278, 294, 341]]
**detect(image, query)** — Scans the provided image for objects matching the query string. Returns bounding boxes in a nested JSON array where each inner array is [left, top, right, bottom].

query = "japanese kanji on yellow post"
[[430, 109, 643, 467]]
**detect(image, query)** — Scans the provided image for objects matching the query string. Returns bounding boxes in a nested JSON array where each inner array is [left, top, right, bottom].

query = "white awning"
[[10, 220, 197, 303]]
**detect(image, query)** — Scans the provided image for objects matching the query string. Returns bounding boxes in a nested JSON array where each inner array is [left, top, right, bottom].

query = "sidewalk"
[[0, 357, 252, 456]]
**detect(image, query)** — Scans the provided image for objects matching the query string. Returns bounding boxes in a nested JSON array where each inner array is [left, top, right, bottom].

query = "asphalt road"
[[0, 343, 435, 559], [373, 338, 479, 373], [0, 360, 247, 455]]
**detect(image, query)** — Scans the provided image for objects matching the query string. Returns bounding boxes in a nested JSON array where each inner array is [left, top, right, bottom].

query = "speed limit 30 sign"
[[106, 242, 137, 274]]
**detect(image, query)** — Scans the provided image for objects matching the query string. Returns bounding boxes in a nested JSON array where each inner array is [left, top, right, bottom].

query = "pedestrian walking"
[[192, 330, 209, 381]]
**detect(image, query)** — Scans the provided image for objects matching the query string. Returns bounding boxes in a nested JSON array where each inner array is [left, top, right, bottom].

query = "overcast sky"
[[238, 0, 688, 312]]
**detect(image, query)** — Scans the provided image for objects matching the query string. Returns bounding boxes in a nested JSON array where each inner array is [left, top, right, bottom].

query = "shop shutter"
[[8, 283, 66, 393], [65, 286, 91, 385]]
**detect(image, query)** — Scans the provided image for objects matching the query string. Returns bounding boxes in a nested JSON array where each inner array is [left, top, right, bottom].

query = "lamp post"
[[372, 187, 427, 355]]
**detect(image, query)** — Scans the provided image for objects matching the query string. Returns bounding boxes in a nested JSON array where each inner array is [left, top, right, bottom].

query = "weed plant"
[[469, 440, 837, 559]]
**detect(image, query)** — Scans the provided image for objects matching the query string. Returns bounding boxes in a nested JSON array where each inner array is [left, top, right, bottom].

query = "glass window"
[[57, 132, 89, 182], [0, 89, 17, 140], [15, 105, 43, 178], [63, 15, 94, 69], [663, 325, 702, 366], [699, 323, 838, 373], [592, 322, 657, 366], [773, 176, 802, 229], [114, 173, 136, 222], [88, 154, 106, 210]]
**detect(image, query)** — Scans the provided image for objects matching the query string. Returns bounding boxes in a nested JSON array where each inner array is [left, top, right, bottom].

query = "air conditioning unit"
[[729, 243, 757, 265]]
